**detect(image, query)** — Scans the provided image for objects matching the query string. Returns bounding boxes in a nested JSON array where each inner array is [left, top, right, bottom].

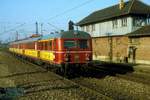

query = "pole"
[[41, 23, 43, 35], [36, 22, 39, 34]]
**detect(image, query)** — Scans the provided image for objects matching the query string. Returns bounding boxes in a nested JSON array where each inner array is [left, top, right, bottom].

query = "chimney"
[[119, 0, 124, 10]]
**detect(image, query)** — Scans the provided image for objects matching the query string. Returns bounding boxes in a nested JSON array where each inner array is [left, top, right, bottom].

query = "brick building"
[[77, 0, 150, 64], [127, 25, 150, 64]]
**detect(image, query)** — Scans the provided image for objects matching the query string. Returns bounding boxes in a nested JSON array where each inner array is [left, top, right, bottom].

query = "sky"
[[0, 0, 150, 42]]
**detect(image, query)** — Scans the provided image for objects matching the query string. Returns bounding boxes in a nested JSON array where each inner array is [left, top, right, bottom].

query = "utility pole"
[[36, 22, 39, 35], [41, 23, 43, 35], [16, 31, 19, 41]]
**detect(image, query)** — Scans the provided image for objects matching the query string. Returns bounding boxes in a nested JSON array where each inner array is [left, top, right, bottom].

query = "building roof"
[[78, 0, 150, 26], [127, 25, 150, 37]]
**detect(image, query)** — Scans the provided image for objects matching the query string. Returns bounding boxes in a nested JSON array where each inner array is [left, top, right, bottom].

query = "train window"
[[27, 42, 35, 49], [49, 41, 52, 50], [37, 42, 42, 50], [52, 40, 56, 50], [64, 40, 76, 49], [44, 42, 48, 50], [79, 40, 89, 49]]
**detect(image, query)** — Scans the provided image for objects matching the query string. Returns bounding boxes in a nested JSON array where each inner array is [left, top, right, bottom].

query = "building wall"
[[129, 37, 150, 64], [92, 36, 129, 62], [81, 17, 134, 37], [80, 16, 150, 64], [81, 16, 150, 37], [93, 36, 150, 64]]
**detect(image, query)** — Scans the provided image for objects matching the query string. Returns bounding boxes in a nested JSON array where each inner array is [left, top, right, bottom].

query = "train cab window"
[[64, 40, 76, 49], [79, 40, 89, 49]]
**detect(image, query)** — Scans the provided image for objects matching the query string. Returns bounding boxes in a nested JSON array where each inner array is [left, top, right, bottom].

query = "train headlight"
[[85, 53, 90, 61], [64, 54, 69, 62]]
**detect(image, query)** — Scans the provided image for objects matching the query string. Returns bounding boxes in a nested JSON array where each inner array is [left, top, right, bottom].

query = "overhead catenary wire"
[[47, 0, 96, 21], [0, 23, 26, 35], [0, 0, 96, 37], [46, 0, 96, 31], [47, 23, 62, 31]]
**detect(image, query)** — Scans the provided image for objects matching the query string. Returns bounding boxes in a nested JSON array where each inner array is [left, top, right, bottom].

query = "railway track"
[[71, 63, 150, 100], [18, 54, 150, 100], [90, 63, 150, 85], [1, 51, 150, 99], [116, 72, 150, 85], [0, 52, 111, 100]]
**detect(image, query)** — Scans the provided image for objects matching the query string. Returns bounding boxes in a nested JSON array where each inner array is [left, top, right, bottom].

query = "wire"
[[0, 23, 26, 35], [47, 0, 96, 21], [46, 0, 96, 31], [0, 0, 95, 36], [47, 23, 62, 31]]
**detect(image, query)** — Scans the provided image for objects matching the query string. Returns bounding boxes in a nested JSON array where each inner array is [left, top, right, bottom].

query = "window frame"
[[112, 20, 118, 29], [122, 18, 127, 27]]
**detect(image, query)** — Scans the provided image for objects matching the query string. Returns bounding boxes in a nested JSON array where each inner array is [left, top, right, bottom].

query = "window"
[[27, 42, 35, 49], [86, 26, 90, 32], [81, 27, 85, 31], [64, 40, 89, 49], [147, 17, 150, 25], [133, 17, 146, 27], [112, 20, 118, 28], [91, 24, 95, 31], [79, 40, 89, 49], [64, 40, 77, 49], [44, 42, 48, 50], [49, 41, 52, 50], [122, 18, 127, 27]]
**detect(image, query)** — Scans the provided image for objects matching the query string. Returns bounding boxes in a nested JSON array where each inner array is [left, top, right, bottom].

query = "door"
[[128, 46, 137, 63]]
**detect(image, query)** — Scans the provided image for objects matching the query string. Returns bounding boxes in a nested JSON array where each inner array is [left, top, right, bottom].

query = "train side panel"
[[24, 49, 38, 58], [39, 51, 55, 62]]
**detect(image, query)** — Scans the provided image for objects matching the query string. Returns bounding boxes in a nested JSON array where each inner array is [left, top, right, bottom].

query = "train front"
[[55, 30, 92, 67]]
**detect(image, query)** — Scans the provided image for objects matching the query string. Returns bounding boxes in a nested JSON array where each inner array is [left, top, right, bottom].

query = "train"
[[9, 30, 93, 75]]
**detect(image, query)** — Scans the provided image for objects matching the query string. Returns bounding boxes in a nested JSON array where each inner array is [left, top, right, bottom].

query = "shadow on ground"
[[69, 61, 137, 79], [0, 87, 24, 99]]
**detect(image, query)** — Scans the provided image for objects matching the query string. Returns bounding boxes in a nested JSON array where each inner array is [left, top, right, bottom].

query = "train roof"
[[41, 30, 91, 40], [61, 30, 91, 39], [10, 37, 41, 45], [10, 30, 91, 45]]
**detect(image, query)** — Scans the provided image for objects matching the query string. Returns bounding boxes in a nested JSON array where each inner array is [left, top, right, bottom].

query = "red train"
[[9, 30, 92, 75]]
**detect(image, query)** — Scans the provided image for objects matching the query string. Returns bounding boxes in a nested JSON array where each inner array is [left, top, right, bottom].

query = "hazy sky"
[[0, 0, 150, 42]]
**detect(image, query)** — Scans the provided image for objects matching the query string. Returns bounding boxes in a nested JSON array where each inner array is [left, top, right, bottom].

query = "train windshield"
[[64, 40, 89, 49], [64, 40, 77, 48], [79, 40, 89, 49]]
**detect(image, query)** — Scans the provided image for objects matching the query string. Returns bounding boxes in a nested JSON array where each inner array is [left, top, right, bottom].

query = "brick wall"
[[131, 37, 150, 64], [92, 36, 150, 64], [92, 36, 129, 62]]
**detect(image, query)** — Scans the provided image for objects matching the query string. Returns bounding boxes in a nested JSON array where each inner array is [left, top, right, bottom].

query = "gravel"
[[0, 52, 110, 100], [73, 76, 150, 100]]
